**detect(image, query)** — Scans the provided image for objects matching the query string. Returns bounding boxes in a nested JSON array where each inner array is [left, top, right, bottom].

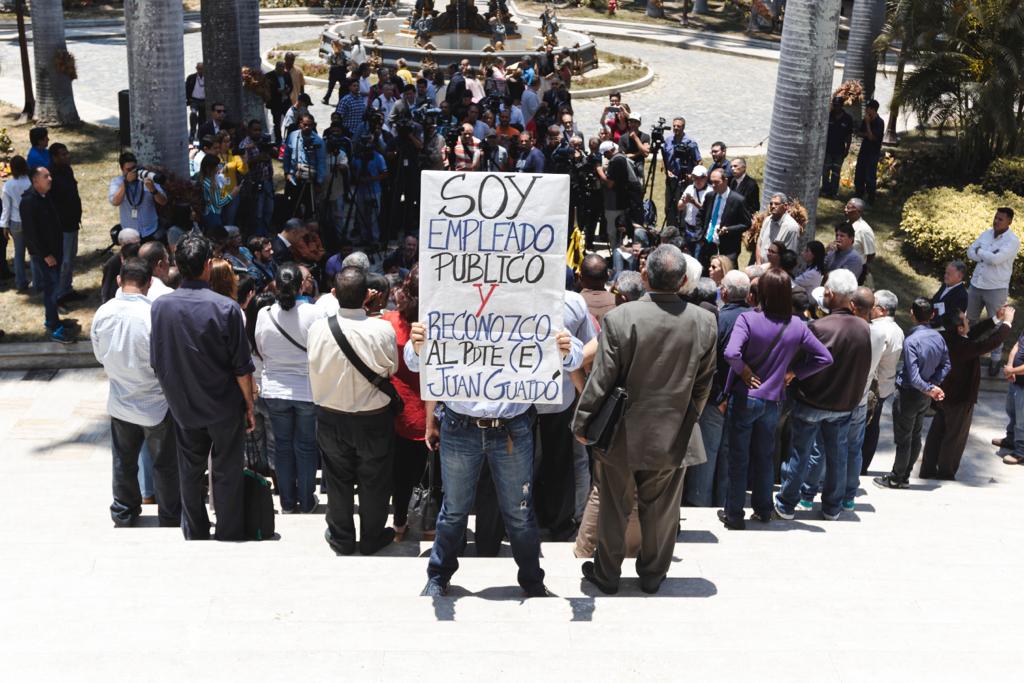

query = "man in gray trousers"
[[573, 245, 717, 594]]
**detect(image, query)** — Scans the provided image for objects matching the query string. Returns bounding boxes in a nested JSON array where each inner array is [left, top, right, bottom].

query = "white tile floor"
[[1, 369, 1021, 681]]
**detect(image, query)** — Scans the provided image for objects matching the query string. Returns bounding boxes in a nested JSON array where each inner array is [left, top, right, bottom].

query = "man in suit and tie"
[[931, 260, 969, 319], [729, 157, 760, 216], [573, 245, 717, 595], [272, 218, 306, 266], [697, 168, 752, 268]]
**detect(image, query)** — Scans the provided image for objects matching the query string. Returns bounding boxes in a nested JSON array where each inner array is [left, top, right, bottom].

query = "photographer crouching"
[[283, 113, 327, 221]]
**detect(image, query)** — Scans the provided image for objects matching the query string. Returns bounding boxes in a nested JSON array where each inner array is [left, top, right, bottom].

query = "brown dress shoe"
[[142, 496, 156, 504]]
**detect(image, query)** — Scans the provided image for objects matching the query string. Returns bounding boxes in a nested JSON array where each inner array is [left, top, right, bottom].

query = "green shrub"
[[982, 157, 1024, 197], [901, 185, 1024, 282]]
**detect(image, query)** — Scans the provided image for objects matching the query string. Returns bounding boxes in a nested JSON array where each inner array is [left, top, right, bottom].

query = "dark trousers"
[[392, 436, 428, 528], [317, 408, 394, 553], [861, 394, 888, 473], [270, 106, 286, 145], [593, 461, 686, 590], [189, 100, 206, 141], [533, 405, 577, 535], [110, 414, 181, 526], [474, 460, 505, 556], [890, 387, 932, 483], [854, 151, 880, 202], [920, 401, 974, 479], [325, 67, 347, 102], [175, 413, 246, 541], [664, 176, 680, 226]]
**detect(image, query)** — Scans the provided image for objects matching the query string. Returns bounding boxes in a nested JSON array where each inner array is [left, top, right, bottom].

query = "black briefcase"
[[243, 468, 276, 541], [585, 386, 628, 454]]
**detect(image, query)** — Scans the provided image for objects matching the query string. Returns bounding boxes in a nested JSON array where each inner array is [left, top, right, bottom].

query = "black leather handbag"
[[584, 386, 629, 454]]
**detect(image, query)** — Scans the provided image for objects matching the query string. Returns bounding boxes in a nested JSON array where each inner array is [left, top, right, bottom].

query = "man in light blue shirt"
[[405, 319, 583, 598], [108, 152, 167, 240], [283, 114, 328, 219], [90, 257, 180, 527]]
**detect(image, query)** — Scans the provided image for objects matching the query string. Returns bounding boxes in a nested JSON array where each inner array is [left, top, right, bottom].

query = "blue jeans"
[[801, 403, 867, 504], [778, 401, 851, 517], [58, 231, 78, 299], [31, 255, 61, 329], [221, 195, 240, 227], [9, 224, 28, 289], [264, 397, 319, 512], [725, 393, 781, 520], [1005, 384, 1024, 457], [428, 410, 544, 591], [684, 402, 726, 507], [138, 442, 155, 498]]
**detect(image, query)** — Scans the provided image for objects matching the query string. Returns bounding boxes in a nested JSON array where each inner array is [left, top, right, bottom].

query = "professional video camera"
[[649, 116, 669, 146], [413, 104, 442, 124], [323, 127, 348, 155]]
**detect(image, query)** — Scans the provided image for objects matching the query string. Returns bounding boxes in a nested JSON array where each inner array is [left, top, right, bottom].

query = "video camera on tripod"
[[649, 116, 669, 147]]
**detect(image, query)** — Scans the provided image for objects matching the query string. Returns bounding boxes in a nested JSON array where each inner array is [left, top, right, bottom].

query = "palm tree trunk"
[[693, 0, 709, 13], [763, 0, 843, 239], [883, 43, 906, 145], [841, 0, 878, 120], [237, 0, 268, 128], [201, 0, 243, 121], [15, 0, 34, 122], [124, 0, 189, 178], [31, 0, 80, 126], [863, 0, 886, 99]]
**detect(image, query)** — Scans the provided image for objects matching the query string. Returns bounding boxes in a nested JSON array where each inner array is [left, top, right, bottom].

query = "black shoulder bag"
[[327, 315, 404, 416], [268, 313, 307, 352]]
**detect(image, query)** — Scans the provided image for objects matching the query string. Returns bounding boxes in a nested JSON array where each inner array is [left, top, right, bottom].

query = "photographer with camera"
[[597, 140, 640, 249], [109, 152, 168, 242], [619, 111, 651, 177], [388, 84, 419, 132], [480, 130, 511, 172], [569, 135, 603, 249], [239, 120, 277, 237], [352, 137, 389, 245], [662, 116, 701, 226], [283, 113, 328, 221], [543, 124, 572, 175], [420, 112, 449, 171], [599, 92, 623, 131], [322, 124, 350, 244]]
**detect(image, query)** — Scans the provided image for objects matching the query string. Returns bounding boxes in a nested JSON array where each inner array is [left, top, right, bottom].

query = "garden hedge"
[[901, 185, 1024, 282], [982, 157, 1024, 197]]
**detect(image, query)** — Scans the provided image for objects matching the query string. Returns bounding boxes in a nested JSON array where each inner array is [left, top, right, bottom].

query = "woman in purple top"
[[719, 268, 833, 529]]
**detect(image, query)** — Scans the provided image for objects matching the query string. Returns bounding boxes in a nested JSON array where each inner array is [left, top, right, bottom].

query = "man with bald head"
[[138, 241, 173, 300], [578, 253, 616, 324]]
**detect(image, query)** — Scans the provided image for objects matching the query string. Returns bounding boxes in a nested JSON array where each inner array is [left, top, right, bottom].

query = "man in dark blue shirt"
[[875, 298, 951, 489], [661, 117, 701, 226], [151, 235, 256, 540], [854, 99, 886, 204], [821, 97, 853, 198]]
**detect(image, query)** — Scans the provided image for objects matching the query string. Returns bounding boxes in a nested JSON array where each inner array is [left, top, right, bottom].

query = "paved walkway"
[[1, 367, 1022, 678], [0, 6, 913, 148]]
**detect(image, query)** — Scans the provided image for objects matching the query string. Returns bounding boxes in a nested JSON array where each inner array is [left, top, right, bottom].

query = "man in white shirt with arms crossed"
[[967, 207, 1019, 375]]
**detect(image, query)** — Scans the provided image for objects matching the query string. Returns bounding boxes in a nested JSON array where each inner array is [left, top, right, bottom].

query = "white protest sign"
[[418, 171, 570, 404]]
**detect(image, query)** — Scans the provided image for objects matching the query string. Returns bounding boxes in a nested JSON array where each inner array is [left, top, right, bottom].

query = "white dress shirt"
[[706, 188, 731, 244], [91, 291, 168, 427], [255, 302, 321, 403], [0, 176, 31, 228], [851, 218, 876, 258], [967, 227, 1021, 290], [537, 292, 597, 414], [307, 308, 398, 413], [871, 315, 905, 399]]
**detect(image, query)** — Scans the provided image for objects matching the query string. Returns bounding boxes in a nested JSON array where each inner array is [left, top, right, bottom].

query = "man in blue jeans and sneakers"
[[20, 165, 74, 344], [405, 322, 583, 598], [776, 269, 872, 521], [799, 286, 884, 510], [999, 332, 1024, 465]]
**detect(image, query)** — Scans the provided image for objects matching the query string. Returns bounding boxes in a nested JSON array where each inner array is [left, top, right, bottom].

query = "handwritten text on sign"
[[419, 171, 569, 403]]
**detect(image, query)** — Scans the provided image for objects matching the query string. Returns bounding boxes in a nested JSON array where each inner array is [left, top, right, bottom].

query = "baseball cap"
[[691, 165, 708, 177], [627, 111, 641, 122], [599, 140, 616, 154]]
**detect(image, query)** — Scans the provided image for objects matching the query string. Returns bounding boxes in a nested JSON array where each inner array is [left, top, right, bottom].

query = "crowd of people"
[[2, 46, 1023, 597]]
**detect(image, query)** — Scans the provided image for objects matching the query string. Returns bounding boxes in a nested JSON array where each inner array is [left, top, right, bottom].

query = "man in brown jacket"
[[921, 306, 1014, 479], [573, 245, 716, 595]]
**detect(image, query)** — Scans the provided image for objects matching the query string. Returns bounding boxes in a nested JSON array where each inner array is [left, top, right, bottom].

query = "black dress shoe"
[[523, 583, 554, 598], [639, 576, 665, 595], [359, 527, 396, 555], [872, 474, 907, 490], [717, 509, 746, 530], [581, 560, 618, 595], [324, 528, 355, 555]]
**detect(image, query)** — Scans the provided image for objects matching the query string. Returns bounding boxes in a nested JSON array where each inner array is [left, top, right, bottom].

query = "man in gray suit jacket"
[[572, 245, 717, 594]]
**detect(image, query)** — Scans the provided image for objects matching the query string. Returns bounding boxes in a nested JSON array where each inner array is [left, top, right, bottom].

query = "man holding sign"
[[405, 170, 584, 598]]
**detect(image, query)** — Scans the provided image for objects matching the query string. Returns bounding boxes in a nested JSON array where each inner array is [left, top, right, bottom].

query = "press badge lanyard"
[[125, 179, 144, 220]]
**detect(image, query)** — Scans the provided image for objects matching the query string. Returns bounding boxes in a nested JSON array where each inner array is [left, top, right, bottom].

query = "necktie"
[[706, 195, 722, 243]]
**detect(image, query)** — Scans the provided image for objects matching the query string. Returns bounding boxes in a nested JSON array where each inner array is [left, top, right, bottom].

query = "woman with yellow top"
[[216, 131, 248, 226]]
